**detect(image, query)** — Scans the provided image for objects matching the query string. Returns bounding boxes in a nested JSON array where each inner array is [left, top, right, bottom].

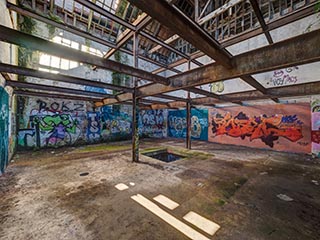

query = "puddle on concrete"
[[143, 149, 184, 163]]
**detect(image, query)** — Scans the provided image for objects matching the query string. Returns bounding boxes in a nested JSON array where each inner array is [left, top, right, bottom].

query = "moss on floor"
[[218, 176, 248, 199], [75, 144, 131, 153]]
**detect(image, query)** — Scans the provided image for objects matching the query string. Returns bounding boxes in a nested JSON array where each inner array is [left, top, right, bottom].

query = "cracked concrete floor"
[[1, 139, 320, 240]]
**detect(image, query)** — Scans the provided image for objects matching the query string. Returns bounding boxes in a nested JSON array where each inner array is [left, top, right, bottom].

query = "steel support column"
[[132, 87, 139, 162], [132, 33, 139, 162], [186, 61, 191, 149], [186, 97, 191, 150]]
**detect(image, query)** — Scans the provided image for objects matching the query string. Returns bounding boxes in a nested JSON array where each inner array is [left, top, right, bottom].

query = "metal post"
[[195, 0, 199, 21], [186, 60, 191, 149], [132, 33, 139, 162], [186, 97, 191, 149]]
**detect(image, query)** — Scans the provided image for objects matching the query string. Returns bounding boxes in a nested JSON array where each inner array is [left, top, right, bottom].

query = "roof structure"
[[0, 0, 319, 109]]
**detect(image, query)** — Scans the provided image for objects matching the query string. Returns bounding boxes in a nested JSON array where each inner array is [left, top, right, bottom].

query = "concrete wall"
[[208, 103, 311, 154]]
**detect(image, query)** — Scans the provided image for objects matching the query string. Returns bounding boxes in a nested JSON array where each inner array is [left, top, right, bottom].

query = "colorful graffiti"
[[18, 97, 170, 148], [18, 98, 85, 148], [168, 109, 208, 140], [36, 114, 80, 147], [87, 112, 101, 142], [139, 110, 167, 138], [0, 87, 9, 174], [210, 111, 304, 148], [100, 106, 132, 140]]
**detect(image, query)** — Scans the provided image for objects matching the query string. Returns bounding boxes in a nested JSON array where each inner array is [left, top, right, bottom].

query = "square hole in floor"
[[142, 149, 185, 162]]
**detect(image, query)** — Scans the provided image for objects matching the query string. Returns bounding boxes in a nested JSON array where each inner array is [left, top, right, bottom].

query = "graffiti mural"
[[210, 112, 303, 148], [100, 106, 132, 140], [87, 112, 101, 142], [35, 114, 81, 147], [168, 109, 208, 140], [18, 97, 85, 148], [208, 104, 311, 153], [139, 110, 167, 138], [0, 87, 9, 174]]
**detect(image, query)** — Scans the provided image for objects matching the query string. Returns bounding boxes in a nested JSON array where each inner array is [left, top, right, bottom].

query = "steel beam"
[[151, 3, 316, 75], [6, 80, 114, 98], [249, 0, 273, 44], [103, 13, 152, 59], [8, 2, 183, 75], [98, 29, 320, 105], [0, 25, 169, 85], [128, 0, 233, 68], [0, 63, 132, 93], [75, 0, 135, 30], [14, 90, 101, 102], [7, 2, 117, 49]]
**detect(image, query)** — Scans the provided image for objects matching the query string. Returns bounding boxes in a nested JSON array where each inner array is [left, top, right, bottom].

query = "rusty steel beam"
[[75, 0, 135, 30], [0, 25, 169, 85], [148, 101, 186, 109], [249, 0, 273, 44], [8, 2, 174, 73], [146, 81, 320, 108], [151, 29, 320, 94], [103, 13, 152, 59], [240, 75, 279, 103], [190, 81, 320, 104], [0, 63, 132, 93], [97, 29, 320, 105], [7, 2, 117, 49], [128, 0, 233, 68], [6, 80, 114, 98], [151, 3, 316, 75], [240, 75, 268, 94], [153, 93, 188, 102], [14, 90, 101, 102]]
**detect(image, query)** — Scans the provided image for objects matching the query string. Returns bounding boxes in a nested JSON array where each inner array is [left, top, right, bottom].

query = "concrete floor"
[[0, 139, 320, 240]]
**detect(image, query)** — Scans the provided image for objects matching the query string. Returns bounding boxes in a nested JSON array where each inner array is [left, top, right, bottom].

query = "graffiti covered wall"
[[311, 96, 320, 156], [168, 109, 208, 141], [17, 97, 89, 148], [99, 106, 132, 141], [0, 87, 9, 174], [139, 109, 167, 138], [208, 104, 311, 153], [17, 97, 168, 149]]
